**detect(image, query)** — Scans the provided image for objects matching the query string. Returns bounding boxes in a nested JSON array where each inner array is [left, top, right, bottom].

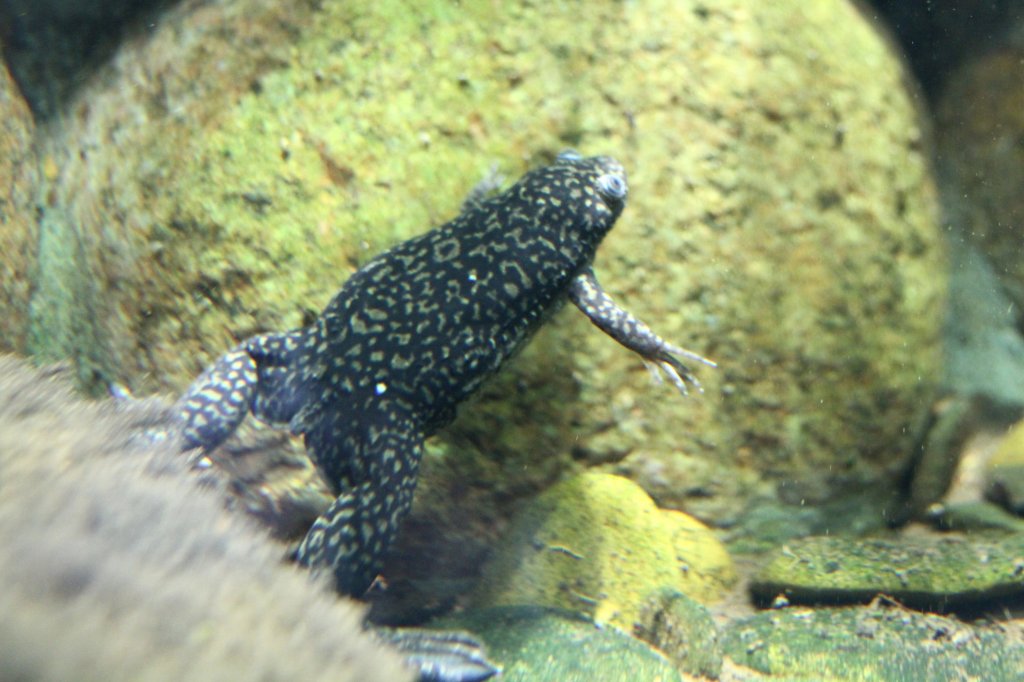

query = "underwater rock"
[[0, 53, 37, 355], [471, 472, 734, 630], [867, 0, 1024, 97], [900, 394, 981, 523], [927, 501, 1024, 534], [0, 355, 412, 682], [936, 47, 1024, 334], [723, 602, 1024, 681], [984, 418, 1024, 515], [0, 0, 167, 116], [433, 605, 683, 682], [197, 419, 333, 541], [936, 42, 1024, 409], [632, 588, 722, 679], [749, 533, 1024, 611], [942, 240, 1024, 409], [724, 484, 904, 556], [17, 0, 942, 567]]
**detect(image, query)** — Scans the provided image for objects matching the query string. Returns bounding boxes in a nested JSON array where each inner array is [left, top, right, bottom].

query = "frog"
[[172, 150, 714, 679]]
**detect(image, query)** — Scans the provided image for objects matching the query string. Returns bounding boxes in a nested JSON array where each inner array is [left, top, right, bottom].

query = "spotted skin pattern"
[[174, 151, 713, 597]]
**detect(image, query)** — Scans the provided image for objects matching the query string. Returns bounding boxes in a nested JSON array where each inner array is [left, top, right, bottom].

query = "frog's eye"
[[556, 149, 583, 163], [596, 173, 627, 201]]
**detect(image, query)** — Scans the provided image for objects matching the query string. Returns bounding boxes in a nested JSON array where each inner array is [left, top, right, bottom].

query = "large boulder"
[[12, 0, 944, 554]]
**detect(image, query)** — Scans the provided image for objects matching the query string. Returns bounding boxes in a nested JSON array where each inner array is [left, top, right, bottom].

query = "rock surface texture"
[[1, 0, 946, 534]]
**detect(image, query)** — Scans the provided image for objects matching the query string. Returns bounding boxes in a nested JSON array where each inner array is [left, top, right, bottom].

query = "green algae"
[[27, 206, 115, 393]]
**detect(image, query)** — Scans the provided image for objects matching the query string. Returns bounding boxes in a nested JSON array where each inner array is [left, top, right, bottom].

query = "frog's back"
[[298, 154, 628, 433]]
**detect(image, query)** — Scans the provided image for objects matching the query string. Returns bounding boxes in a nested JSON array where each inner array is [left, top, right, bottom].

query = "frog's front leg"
[[569, 265, 716, 394]]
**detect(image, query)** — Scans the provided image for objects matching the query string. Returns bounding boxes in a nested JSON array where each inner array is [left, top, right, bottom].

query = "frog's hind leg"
[[294, 401, 423, 597], [174, 342, 259, 452], [247, 330, 312, 427], [173, 331, 307, 452]]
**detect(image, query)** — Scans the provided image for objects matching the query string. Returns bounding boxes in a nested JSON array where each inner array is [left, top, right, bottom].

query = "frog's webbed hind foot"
[[569, 266, 715, 395], [375, 628, 501, 682]]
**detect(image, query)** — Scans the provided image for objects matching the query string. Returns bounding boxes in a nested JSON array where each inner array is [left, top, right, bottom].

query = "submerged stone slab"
[[723, 604, 1024, 681], [633, 588, 722, 679], [928, 501, 1024, 534], [750, 533, 1024, 610]]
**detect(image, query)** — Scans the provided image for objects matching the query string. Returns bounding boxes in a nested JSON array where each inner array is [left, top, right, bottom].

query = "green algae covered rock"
[[985, 417, 1024, 514], [0, 55, 38, 356], [433, 605, 683, 682], [723, 604, 1024, 681], [472, 472, 734, 630], [901, 395, 981, 523], [750, 533, 1024, 610], [936, 47, 1024, 408], [633, 588, 722, 679], [17, 0, 945, 534]]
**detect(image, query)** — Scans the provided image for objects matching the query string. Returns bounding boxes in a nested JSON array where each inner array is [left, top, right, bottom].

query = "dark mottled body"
[[175, 152, 711, 604]]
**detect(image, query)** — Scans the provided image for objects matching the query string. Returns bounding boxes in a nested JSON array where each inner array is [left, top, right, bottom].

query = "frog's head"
[[510, 150, 628, 253], [554, 149, 628, 215]]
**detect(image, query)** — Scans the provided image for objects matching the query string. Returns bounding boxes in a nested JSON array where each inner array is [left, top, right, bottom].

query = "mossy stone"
[[723, 604, 1024, 681], [936, 47, 1024, 313], [472, 472, 734, 630], [985, 418, 1024, 514], [0, 57, 38, 357], [633, 588, 722, 679], [750, 533, 1024, 610], [433, 605, 683, 682]]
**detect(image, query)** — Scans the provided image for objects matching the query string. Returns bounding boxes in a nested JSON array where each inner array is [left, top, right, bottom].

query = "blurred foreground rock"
[[0, 354, 411, 682]]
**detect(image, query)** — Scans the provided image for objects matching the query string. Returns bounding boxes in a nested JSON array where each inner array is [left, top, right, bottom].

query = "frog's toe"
[[661, 341, 718, 369], [643, 341, 716, 396], [644, 356, 704, 396]]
